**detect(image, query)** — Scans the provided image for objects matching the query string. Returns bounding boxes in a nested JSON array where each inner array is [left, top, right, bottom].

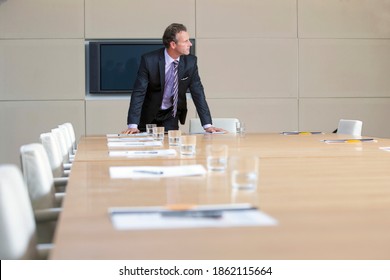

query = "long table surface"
[[50, 133, 390, 259]]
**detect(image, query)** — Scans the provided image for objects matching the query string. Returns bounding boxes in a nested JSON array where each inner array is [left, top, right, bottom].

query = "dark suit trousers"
[[153, 107, 180, 131]]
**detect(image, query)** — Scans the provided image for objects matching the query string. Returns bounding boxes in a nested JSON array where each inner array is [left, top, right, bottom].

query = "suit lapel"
[[178, 58, 185, 80], [158, 51, 165, 90]]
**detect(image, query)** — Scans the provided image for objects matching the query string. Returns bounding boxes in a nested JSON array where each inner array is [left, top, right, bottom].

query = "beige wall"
[[1, 0, 390, 165]]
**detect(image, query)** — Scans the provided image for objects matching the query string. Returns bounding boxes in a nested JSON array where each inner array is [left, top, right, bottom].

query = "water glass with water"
[[180, 135, 196, 156], [152, 126, 165, 141], [206, 144, 228, 172], [230, 156, 259, 190], [236, 121, 245, 135], [168, 130, 181, 146], [146, 124, 157, 135]]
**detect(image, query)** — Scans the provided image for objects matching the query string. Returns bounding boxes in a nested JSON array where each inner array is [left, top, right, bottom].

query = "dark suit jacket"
[[127, 48, 212, 130]]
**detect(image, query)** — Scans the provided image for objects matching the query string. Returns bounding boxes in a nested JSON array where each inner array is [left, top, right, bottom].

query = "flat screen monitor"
[[87, 39, 195, 94]]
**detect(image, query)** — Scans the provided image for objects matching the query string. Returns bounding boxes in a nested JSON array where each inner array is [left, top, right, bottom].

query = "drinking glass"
[[206, 144, 228, 172], [236, 121, 245, 135], [230, 156, 259, 190], [168, 130, 181, 146], [152, 126, 165, 141], [180, 135, 196, 156], [146, 124, 157, 136]]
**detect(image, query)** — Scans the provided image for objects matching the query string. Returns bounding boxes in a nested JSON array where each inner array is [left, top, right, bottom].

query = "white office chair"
[[189, 118, 239, 134], [58, 123, 76, 159], [61, 122, 77, 153], [40, 132, 69, 189], [0, 164, 53, 259], [20, 143, 63, 243], [51, 127, 73, 168], [337, 119, 363, 137]]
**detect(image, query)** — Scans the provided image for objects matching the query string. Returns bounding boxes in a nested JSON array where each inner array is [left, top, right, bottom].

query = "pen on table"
[[133, 170, 163, 175], [322, 138, 374, 143], [133, 151, 158, 154], [161, 210, 223, 219]]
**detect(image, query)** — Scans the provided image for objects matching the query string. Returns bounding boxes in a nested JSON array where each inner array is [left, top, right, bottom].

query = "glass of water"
[[236, 121, 245, 135], [168, 130, 181, 146], [229, 155, 259, 190], [206, 144, 228, 172], [146, 124, 157, 135], [180, 135, 196, 156], [152, 126, 165, 141]]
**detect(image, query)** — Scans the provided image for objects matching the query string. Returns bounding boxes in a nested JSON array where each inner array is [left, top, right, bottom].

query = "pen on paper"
[[133, 170, 163, 175], [161, 210, 223, 219]]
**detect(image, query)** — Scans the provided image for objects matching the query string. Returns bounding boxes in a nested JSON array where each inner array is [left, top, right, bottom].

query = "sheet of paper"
[[379, 147, 390, 152], [109, 164, 207, 179], [106, 133, 148, 137], [107, 141, 163, 148], [190, 131, 226, 135], [109, 204, 278, 230], [107, 137, 154, 142], [109, 149, 177, 157]]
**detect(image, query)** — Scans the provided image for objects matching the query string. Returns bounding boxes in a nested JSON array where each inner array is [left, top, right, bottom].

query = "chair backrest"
[[20, 143, 56, 210], [0, 164, 39, 260], [58, 125, 74, 156], [51, 127, 70, 163], [337, 119, 363, 136], [189, 118, 239, 134], [62, 122, 77, 151], [40, 132, 65, 178]]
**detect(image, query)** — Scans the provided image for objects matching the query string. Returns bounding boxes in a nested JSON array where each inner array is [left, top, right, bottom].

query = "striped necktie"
[[171, 60, 179, 117]]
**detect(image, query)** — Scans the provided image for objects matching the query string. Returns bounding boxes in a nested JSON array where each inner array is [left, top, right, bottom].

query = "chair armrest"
[[54, 177, 68, 193], [54, 177, 68, 186], [34, 208, 61, 222], [63, 163, 72, 170], [54, 192, 65, 207], [36, 243, 54, 260]]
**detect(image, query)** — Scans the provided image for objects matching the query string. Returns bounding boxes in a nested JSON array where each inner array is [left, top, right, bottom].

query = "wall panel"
[[197, 38, 298, 98], [0, 39, 85, 100], [0, 0, 84, 38], [0, 100, 85, 166], [299, 39, 390, 98], [85, 0, 195, 39], [299, 0, 390, 38], [196, 0, 297, 38]]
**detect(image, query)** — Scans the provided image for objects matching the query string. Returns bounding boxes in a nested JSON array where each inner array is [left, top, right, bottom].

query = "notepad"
[[109, 164, 207, 179], [109, 149, 177, 157], [109, 203, 278, 230], [321, 138, 375, 144]]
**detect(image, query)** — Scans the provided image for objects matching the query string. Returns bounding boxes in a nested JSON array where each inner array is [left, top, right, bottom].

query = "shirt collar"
[[164, 49, 180, 65]]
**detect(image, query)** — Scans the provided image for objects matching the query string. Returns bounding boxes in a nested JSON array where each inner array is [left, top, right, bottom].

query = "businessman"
[[122, 23, 225, 134]]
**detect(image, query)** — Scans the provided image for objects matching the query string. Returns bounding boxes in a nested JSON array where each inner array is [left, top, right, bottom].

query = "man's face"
[[171, 31, 192, 56]]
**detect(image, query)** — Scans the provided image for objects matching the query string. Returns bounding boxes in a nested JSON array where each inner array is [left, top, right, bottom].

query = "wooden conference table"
[[50, 133, 390, 259]]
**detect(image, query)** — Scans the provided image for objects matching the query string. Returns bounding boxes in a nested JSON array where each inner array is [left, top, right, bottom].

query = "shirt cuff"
[[128, 124, 138, 129], [203, 124, 212, 129]]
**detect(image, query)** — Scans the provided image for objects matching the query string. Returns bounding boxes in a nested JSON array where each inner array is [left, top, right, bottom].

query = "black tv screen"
[[87, 39, 195, 94]]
